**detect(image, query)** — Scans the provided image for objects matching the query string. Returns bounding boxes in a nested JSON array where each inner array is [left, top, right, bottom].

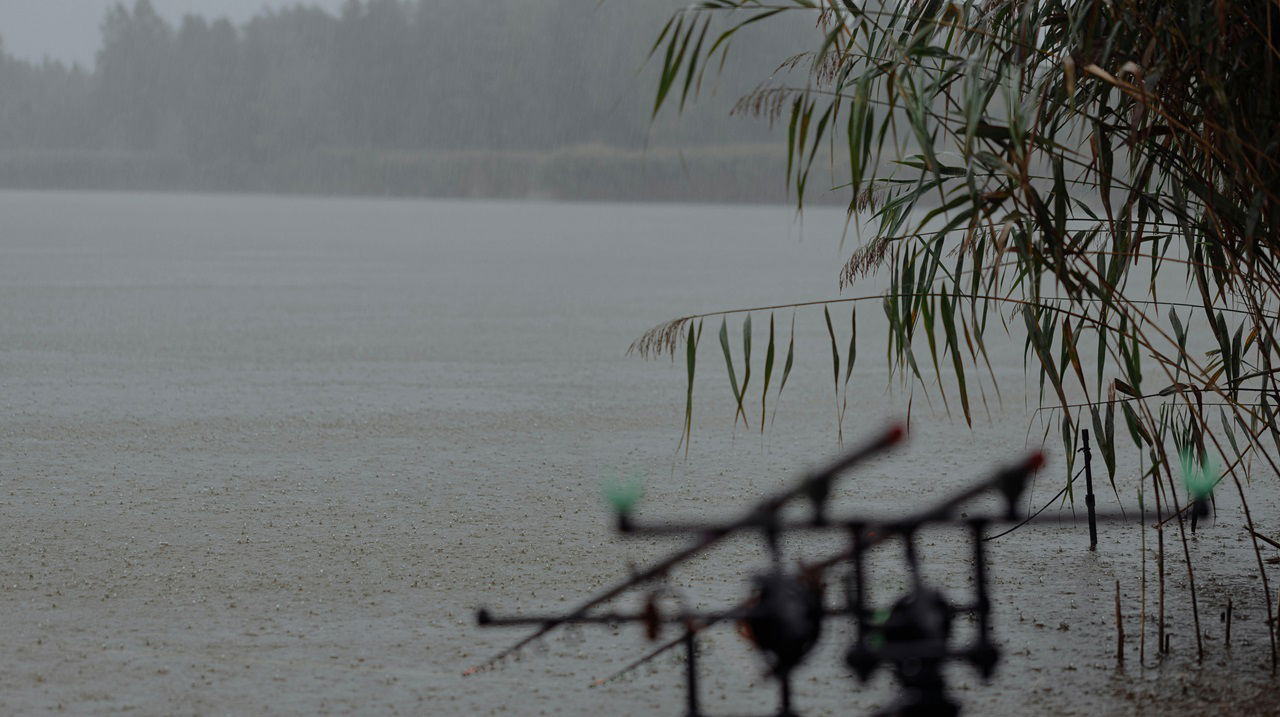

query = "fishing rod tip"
[[883, 423, 906, 446], [1024, 451, 1046, 472]]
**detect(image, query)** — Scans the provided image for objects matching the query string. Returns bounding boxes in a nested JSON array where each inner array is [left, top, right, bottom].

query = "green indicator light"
[[1179, 449, 1220, 501], [601, 470, 646, 514]]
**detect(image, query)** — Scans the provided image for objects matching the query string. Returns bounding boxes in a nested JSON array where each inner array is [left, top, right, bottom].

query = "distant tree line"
[[0, 0, 808, 200]]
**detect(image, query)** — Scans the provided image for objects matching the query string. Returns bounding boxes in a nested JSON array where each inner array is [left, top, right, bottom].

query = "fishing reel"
[[739, 569, 825, 678], [842, 518, 1003, 717], [847, 585, 960, 717], [846, 587, 952, 682]]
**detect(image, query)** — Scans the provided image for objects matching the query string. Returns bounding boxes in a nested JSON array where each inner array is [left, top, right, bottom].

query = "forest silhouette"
[[0, 0, 809, 202]]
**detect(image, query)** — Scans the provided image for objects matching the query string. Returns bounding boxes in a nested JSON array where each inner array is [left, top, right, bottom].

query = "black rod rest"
[[472, 431, 1153, 716]]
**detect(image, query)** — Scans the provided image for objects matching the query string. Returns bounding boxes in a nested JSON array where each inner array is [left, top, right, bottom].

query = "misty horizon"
[[0, 0, 347, 66], [0, 0, 813, 204]]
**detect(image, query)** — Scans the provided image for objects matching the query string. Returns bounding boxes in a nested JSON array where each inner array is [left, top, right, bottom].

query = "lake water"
[[0, 191, 1272, 715]]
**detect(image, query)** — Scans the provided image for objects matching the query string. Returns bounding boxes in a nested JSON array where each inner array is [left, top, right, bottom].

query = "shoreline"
[[0, 143, 853, 207]]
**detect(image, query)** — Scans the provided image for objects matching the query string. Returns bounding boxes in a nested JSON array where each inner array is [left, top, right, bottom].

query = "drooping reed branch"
[[631, 0, 1280, 666]]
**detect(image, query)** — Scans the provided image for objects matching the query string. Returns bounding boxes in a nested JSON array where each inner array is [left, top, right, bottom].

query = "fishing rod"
[[586, 452, 1046, 706], [462, 423, 905, 676], [471, 438, 1043, 715], [471, 432, 1195, 715], [591, 455, 1151, 694], [617, 452, 1044, 538]]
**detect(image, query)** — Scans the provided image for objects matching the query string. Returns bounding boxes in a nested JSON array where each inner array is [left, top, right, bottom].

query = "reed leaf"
[[761, 313, 776, 434], [774, 313, 796, 425], [718, 317, 746, 427]]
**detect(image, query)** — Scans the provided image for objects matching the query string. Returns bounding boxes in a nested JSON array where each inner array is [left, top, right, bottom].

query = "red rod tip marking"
[[1025, 452, 1046, 471], [883, 424, 907, 446]]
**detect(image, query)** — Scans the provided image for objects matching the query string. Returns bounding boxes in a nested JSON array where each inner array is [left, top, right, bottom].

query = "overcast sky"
[[0, 1, 346, 66]]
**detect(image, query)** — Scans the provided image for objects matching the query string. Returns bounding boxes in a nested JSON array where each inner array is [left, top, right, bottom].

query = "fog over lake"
[[0, 1, 345, 65]]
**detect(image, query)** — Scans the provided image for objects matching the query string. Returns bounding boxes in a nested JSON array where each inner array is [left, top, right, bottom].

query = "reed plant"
[[631, 0, 1280, 666]]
